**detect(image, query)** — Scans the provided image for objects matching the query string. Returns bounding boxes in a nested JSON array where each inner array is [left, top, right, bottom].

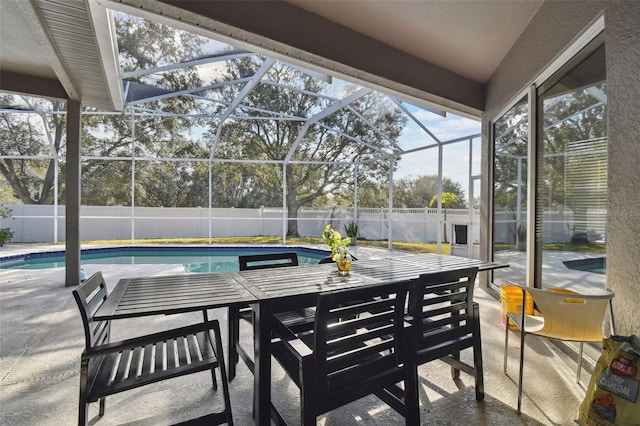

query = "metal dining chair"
[[406, 267, 484, 401], [228, 252, 315, 380], [73, 272, 233, 425], [503, 283, 615, 412], [270, 281, 419, 425]]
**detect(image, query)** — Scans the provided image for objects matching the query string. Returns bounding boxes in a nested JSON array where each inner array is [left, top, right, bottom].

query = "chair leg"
[[473, 313, 484, 401], [79, 360, 90, 426], [577, 342, 584, 383], [228, 308, 238, 381], [451, 350, 461, 379], [78, 402, 87, 426], [99, 397, 105, 417], [517, 330, 526, 413], [474, 352, 485, 401], [404, 348, 420, 425], [503, 315, 509, 374], [300, 361, 317, 426], [211, 323, 234, 426]]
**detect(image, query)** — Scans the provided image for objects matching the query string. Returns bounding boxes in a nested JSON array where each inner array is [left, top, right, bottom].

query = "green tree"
[[0, 95, 65, 204], [339, 175, 465, 209], [541, 86, 607, 236], [493, 99, 528, 242], [1, 16, 208, 207], [81, 14, 207, 207], [429, 191, 462, 243], [394, 175, 465, 208], [213, 59, 406, 236], [354, 181, 390, 208]]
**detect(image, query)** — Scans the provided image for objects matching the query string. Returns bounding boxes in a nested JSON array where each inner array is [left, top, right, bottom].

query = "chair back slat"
[[313, 282, 409, 395], [421, 311, 469, 332], [425, 300, 467, 320], [238, 252, 298, 271], [326, 297, 391, 321], [525, 287, 614, 341], [72, 272, 110, 351], [326, 322, 396, 358]]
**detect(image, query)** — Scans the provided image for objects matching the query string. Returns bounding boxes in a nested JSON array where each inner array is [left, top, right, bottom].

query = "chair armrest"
[[505, 281, 530, 327], [271, 315, 313, 361], [85, 320, 220, 358]]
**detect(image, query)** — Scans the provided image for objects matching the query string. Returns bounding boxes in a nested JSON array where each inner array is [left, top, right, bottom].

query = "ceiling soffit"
[[1, 0, 123, 110], [289, 0, 543, 84]]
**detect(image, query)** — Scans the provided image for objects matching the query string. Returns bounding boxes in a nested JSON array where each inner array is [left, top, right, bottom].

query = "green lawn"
[[494, 242, 605, 253], [81, 236, 451, 255], [70, 236, 605, 255]]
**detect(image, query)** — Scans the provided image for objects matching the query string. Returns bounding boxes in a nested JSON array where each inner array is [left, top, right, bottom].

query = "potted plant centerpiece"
[[322, 224, 352, 275]]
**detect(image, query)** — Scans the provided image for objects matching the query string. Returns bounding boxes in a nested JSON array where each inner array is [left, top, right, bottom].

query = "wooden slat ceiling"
[[0, 0, 122, 110]]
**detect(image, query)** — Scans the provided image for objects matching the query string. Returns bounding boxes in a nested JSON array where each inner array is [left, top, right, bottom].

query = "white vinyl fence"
[[3, 205, 477, 244], [1, 204, 606, 245]]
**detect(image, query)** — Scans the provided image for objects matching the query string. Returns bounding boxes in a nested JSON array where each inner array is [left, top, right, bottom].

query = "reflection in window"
[[536, 40, 606, 290], [493, 97, 528, 285]]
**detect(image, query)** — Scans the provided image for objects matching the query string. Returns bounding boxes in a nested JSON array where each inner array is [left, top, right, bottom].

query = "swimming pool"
[[562, 257, 606, 274], [0, 246, 329, 273]]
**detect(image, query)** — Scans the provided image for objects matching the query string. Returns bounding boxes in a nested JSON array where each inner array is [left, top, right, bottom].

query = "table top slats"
[[352, 258, 433, 281], [95, 272, 255, 320], [113, 295, 248, 316], [236, 263, 375, 299], [390, 253, 508, 271], [95, 253, 508, 320], [125, 282, 239, 298]]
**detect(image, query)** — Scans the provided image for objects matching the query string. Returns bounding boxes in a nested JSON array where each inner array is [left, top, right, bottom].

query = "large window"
[[535, 37, 606, 291], [492, 34, 606, 292], [493, 97, 529, 286]]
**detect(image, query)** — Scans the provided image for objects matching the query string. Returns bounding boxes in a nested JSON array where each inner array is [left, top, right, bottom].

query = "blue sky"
[[394, 105, 481, 203], [319, 75, 482, 198]]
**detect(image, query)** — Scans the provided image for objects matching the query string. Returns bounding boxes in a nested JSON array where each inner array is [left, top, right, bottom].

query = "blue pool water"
[[562, 257, 606, 274], [0, 246, 329, 273]]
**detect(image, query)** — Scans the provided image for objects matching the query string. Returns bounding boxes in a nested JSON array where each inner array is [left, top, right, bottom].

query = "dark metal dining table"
[[94, 253, 507, 425]]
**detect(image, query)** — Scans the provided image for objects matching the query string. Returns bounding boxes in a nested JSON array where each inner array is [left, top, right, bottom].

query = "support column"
[[436, 144, 443, 253], [282, 163, 287, 244], [65, 99, 81, 287], [387, 159, 393, 250], [353, 164, 358, 220]]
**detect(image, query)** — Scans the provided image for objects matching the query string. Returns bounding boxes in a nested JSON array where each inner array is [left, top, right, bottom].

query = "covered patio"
[[1, 1, 639, 425]]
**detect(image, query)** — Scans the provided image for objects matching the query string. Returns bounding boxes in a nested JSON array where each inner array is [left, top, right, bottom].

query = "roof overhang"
[[0, 0, 124, 111], [2, 0, 544, 117]]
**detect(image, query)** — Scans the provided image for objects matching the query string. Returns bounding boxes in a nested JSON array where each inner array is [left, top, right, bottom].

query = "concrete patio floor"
[[1, 244, 595, 425]]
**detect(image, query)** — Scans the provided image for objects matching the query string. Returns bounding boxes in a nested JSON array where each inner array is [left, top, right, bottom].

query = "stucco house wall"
[[481, 1, 639, 335]]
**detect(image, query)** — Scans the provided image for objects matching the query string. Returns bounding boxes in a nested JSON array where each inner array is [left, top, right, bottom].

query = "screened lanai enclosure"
[[1, 9, 483, 254]]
